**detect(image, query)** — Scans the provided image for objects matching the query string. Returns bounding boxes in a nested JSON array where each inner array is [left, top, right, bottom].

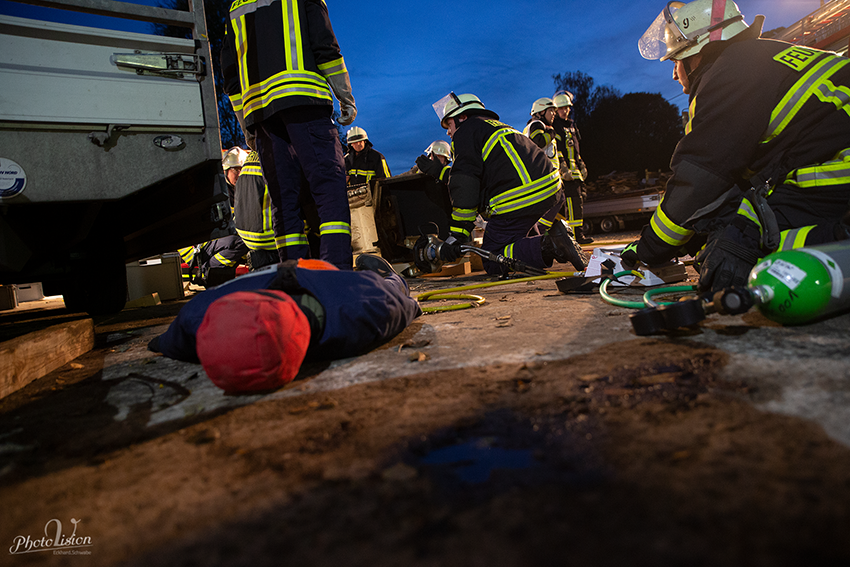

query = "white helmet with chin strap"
[[530, 97, 555, 116], [346, 126, 368, 144], [638, 0, 749, 61], [425, 140, 453, 162], [552, 92, 573, 108], [432, 92, 498, 128], [222, 146, 248, 171]]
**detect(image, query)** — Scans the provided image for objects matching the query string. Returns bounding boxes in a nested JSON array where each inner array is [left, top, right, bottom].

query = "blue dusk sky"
[[0, 0, 827, 173]]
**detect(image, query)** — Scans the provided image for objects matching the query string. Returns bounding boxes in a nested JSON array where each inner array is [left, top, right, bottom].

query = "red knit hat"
[[196, 290, 311, 393]]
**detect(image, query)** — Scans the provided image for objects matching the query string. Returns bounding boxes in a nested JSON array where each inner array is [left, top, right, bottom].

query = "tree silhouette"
[[582, 92, 683, 177], [552, 70, 620, 129]]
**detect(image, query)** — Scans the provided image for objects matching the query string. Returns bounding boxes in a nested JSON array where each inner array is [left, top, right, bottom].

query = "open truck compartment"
[[0, 0, 227, 315]]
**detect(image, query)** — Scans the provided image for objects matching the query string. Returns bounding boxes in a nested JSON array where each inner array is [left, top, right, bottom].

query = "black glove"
[[695, 219, 764, 293], [620, 240, 640, 270], [438, 235, 464, 262], [416, 154, 443, 179]]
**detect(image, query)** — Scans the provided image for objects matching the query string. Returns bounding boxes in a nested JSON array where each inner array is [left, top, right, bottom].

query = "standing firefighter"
[[523, 97, 567, 234], [624, 0, 850, 292], [552, 92, 592, 245], [432, 92, 586, 276], [232, 150, 280, 271], [344, 127, 392, 186], [221, 0, 357, 270]]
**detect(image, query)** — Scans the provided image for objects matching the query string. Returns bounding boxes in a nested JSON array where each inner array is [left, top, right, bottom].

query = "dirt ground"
[[2, 236, 850, 566]]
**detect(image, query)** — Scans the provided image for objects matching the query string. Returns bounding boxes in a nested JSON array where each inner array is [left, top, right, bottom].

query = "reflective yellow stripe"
[[319, 221, 351, 235], [450, 225, 471, 238], [488, 171, 560, 215], [685, 96, 697, 135], [178, 246, 195, 263], [452, 208, 477, 222], [275, 233, 308, 247], [565, 194, 575, 222], [241, 71, 332, 118], [228, 92, 243, 112], [649, 206, 694, 246], [538, 217, 553, 229], [764, 52, 850, 142], [236, 228, 276, 249], [504, 243, 515, 259], [214, 252, 238, 267], [318, 56, 347, 77], [778, 225, 816, 250], [282, 0, 304, 71], [736, 198, 761, 227], [482, 127, 517, 161], [785, 148, 850, 188]]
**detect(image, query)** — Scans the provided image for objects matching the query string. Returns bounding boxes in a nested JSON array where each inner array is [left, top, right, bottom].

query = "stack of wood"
[[584, 170, 672, 199]]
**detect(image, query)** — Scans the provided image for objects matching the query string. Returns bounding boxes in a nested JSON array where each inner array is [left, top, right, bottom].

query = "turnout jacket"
[[553, 116, 586, 181], [638, 27, 850, 264], [233, 151, 276, 251], [220, 0, 350, 129], [448, 114, 561, 239], [344, 141, 391, 186], [523, 118, 560, 172], [154, 261, 421, 363]]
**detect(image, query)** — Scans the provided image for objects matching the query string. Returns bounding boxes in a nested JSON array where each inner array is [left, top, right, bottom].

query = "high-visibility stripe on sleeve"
[[319, 221, 351, 236], [649, 206, 694, 247], [778, 225, 816, 251], [318, 57, 347, 77], [275, 233, 309, 248]]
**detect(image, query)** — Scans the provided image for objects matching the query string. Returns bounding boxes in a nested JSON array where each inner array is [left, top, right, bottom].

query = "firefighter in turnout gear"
[[523, 97, 567, 235], [344, 127, 391, 186], [221, 0, 356, 270], [232, 151, 280, 271], [625, 0, 850, 292], [414, 140, 453, 185], [553, 92, 592, 245], [432, 92, 586, 276], [179, 147, 250, 286]]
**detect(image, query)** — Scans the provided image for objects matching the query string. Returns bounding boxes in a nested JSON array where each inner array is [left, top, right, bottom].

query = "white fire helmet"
[[530, 97, 555, 116], [221, 146, 248, 171], [553, 92, 574, 108], [346, 126, 368, 144], [638, 0, 749, 62], [432, 92, 489, 128], [425, 140, 453, 162]]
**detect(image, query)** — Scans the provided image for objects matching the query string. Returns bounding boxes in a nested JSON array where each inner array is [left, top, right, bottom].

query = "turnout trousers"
[[481, 194, 559, 276], [255, 108, 353, 270]]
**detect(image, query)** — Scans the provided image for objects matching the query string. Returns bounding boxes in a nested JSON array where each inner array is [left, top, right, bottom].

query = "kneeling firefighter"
[[432, 92, 587, 276], [622, 0, 850, 292]]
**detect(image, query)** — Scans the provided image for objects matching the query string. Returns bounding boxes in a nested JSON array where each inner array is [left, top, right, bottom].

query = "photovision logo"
[[9, 518, 93, 556]]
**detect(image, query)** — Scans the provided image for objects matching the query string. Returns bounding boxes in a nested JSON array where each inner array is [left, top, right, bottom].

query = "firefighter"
[[220, 0, 356, 270], [179, 147, 250, 286], [623, 0, 850, 292], [232, 150, 280, 271], [149, 255, 421, 393], [552, 92, 593, 244], [432, 92, 587, 276], [523, 97, 567, 234], [414, 140, 453, 184], [344, 127, 392, 186]]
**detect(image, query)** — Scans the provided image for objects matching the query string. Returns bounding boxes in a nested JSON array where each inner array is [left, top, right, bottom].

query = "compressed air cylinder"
[[747, 242, 850, 325]]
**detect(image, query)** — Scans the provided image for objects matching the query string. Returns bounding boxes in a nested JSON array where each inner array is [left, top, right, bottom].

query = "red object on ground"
[[236, 265, 250, 276], [196, 290, 311, 393]]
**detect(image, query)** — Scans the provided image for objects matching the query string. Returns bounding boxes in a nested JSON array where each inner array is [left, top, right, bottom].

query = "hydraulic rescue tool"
[[412, 225, 548, 276], [616, 242, 850, 334]]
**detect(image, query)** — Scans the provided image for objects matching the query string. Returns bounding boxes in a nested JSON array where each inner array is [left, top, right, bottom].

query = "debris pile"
[[585, 170, 671, 199]]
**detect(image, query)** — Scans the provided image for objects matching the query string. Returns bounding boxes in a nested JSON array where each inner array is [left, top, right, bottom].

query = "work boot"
[[354, 253, 397, 278], [542, 220, 588, 271], [575, 227, 594, 245]]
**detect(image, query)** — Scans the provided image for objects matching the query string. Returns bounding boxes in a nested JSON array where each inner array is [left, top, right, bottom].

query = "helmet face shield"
[[639, 2, 687, 61], [433, 92, 462, 127]]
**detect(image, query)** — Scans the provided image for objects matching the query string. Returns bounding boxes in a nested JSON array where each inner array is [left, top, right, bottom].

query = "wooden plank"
[[0, 318, 94, 399]]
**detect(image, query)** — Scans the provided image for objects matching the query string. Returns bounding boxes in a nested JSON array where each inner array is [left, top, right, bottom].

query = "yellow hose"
[[416, 271, 578, 313]]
